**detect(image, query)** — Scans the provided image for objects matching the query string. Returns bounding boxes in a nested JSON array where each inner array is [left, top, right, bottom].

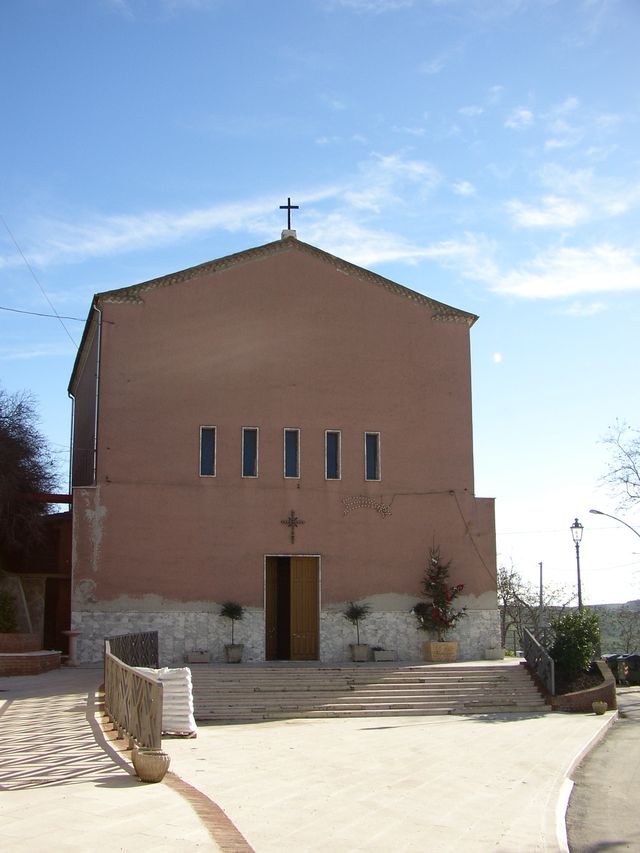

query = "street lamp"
[[570, 518, 584, 610], [589, 508, 640, 541]]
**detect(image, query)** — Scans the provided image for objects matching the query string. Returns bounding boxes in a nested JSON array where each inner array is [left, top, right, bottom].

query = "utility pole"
[[539, 561, 543, 610]]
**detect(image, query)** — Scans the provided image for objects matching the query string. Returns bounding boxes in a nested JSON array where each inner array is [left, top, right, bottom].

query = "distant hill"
[[588, 601, 640, 655]]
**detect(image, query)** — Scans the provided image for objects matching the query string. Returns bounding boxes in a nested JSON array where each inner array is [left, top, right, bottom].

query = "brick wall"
[[0, 632, 41, 653], [0, 651, 61, 676], [550, 660, 618, 712]]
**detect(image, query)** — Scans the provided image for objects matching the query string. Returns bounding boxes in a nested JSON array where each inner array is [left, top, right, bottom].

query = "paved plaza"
[[0, 667, 617, 852]]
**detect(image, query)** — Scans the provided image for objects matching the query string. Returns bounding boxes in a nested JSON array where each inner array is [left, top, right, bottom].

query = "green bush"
[[549, 609, 600, 682], [0, 589, 18, 633]]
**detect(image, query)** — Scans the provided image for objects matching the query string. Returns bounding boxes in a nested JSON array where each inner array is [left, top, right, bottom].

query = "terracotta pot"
[[592, 700, 608, 715], [224, 643, 244, 663], [422, 641, 458, 662], [132, 747, 171, 783]]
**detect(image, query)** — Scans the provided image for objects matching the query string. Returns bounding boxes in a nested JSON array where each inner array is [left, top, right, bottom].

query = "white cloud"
[[458, 105, 484, 117], [452, 180, 476, 196], [0, 341, 75, 361], [320, 94, 348, 111], [506, 195, 588, 228], [492, 352, 503, 364], [104, 0, 220, 17], [327, 0, 414, 12], [419, 56, 446, 75], [0, 153, 442, 269], [504, 107, 534, 130], [561, 301, 607, 317], [551, 96, 580, 115], [391, 125, 426, 137], [493, 244, 640, 299], [508, 165, 640, 229]]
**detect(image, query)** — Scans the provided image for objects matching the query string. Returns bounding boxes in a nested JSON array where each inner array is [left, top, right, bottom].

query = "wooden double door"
[[265, 555, 319, 660]]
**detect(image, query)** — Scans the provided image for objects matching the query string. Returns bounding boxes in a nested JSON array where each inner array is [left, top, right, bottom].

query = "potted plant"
[[412, 546, 467, 662], [343, 601, 371, 662], [220, 601, 245, 663]]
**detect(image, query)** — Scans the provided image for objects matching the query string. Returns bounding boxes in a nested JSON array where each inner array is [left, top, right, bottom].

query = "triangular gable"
[[96, 235, 478, 326], [70, 235, 477, 393]]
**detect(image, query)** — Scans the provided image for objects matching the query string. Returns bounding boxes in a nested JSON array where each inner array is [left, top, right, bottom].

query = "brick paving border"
[[89, 687, 254, 853]]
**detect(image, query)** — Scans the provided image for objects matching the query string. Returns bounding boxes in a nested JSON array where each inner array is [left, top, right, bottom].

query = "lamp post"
[[570, 518, 584, 610], [589, 508, 640, 541]]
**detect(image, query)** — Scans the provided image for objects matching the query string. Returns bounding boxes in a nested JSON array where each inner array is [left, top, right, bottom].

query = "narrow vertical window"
[[284, 428, 300, 478], [200, 426, 216, 476], [242, 427, 258, 477], [325, 430, 341, 480], [365, 432, 381, 481]]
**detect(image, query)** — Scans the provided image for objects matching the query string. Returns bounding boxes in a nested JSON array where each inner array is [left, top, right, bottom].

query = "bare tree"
[[601, 420, 640, 508], [600, 604, 640, 654], [498, 564, 575, 651], [0, 386, 60, 559]]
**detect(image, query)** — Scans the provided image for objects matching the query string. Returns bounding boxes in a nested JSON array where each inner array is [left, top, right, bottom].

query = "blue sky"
[[1, 0, 639, 604]]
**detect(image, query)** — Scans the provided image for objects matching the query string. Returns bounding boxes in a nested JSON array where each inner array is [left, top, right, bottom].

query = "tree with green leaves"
[[549, 608, 600, 683]]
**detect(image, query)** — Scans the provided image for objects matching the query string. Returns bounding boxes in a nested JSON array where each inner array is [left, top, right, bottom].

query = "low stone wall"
[[0, 651, 61, 677], [72, 607, 501, 665], [550, 660, 618, 712]]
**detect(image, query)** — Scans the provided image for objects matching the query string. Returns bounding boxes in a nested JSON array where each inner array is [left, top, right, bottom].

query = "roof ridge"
[[97, 237, 477, 326]]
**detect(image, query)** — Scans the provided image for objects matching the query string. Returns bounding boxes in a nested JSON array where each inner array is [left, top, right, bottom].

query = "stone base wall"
[[320, 608, 500, 663], [73, 607, 500, 665]]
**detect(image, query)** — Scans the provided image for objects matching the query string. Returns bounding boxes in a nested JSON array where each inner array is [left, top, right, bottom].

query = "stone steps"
[[191, 662, 549, 722]]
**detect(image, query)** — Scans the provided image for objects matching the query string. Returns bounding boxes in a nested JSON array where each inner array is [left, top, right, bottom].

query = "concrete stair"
[[190, 661, 550, 722]]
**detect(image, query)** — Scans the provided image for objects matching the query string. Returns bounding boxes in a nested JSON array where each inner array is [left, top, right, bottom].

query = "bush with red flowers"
[[412, 546, 467, 641]]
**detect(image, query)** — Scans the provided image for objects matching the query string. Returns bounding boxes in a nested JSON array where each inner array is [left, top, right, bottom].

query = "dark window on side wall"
[[242, 428, 258, 477], [284, 429, 300, 478], [365, 432, 381, 481], [325, 430, 341, 479], [200, 426, 216, 476]]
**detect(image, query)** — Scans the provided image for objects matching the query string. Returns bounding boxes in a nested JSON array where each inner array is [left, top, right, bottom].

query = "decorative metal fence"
[[106, 630, 159, 668], [104, 634, 162, 749], [523, 628, 555, 696]]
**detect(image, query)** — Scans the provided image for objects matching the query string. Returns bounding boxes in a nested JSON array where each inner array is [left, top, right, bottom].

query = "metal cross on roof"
[[281, 509, 304, 544], [279, 197, 299, 230]]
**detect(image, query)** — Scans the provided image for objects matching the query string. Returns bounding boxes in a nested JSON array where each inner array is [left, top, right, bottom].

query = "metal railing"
[[523, 628, 555, 696], [104, 635, 162, 749], [106, 630, 159, 668]]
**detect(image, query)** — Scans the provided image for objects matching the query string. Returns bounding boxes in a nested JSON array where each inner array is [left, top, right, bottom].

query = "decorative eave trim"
[[68, 300, 99, 396], [95, 237, 478, 327]]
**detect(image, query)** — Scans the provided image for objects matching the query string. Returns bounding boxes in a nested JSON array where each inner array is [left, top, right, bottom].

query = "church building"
[[68, 224, 499, 664]]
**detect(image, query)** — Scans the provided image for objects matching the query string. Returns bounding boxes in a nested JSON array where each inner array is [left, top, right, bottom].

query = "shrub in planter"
[[412, 546, 467, 641], [343, 601, 370, 643], [343, 601, 371, 661], [549, 608, 600, 683], [220, 601, 245, 663]]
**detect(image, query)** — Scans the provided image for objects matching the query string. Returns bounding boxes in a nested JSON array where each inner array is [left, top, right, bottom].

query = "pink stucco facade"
[[69, 235, 498, 663]]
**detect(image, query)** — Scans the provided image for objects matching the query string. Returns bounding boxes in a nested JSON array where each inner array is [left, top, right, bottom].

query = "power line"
[[0, 304, 85, 321], [0, 214, 77, 346]]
